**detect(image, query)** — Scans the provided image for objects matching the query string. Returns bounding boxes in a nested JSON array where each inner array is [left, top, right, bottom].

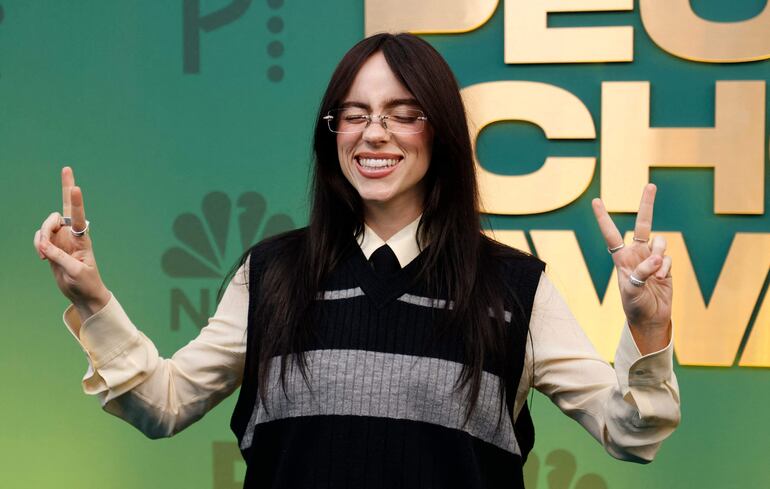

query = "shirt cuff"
[[614, 321, 675, 414], [62, 292, 141, 368]]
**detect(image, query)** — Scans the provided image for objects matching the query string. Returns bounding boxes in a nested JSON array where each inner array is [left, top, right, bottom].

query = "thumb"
[[629, 254, 663, 283], [41, 238, 84, 277]]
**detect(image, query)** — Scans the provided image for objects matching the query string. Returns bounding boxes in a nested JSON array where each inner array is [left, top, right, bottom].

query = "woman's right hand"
[[34, 167, 111, 326]]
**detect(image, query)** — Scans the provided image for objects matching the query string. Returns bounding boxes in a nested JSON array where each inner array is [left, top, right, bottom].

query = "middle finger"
[[633, 183, 657, 242], [69, 186, 89, 235]]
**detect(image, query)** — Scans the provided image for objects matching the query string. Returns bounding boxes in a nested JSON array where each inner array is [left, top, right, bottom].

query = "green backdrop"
[[1, 1, 768, 488]]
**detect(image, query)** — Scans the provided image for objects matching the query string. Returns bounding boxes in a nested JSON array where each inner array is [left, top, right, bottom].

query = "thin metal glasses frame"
[[323, 109, 428, 135]]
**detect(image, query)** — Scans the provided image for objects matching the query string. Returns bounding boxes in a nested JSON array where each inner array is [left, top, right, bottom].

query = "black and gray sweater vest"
[[231, 231, 545, 488]]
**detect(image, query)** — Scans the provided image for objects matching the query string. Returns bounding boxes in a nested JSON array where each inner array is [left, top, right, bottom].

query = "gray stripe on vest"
[[240, 349, 519, 455], [317, 289, 512, 322], [397, 293, 453, 310], [397, 293, 512, 322], [315, 287, 365, 300]]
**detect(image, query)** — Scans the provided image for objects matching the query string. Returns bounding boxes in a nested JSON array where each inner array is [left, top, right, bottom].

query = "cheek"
[[411, 134, 433, 176], [336, 135, 356, 177]]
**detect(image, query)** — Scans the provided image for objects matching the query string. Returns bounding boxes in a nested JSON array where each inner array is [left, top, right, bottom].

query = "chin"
[[359, 189, 398, 204]]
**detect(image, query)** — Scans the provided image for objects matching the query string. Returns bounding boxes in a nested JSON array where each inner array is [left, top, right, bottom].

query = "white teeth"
[[357, 157, 400, 169]]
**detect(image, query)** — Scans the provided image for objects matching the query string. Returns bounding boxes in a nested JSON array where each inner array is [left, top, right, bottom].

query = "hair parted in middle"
[[222, 32, 537, 426]]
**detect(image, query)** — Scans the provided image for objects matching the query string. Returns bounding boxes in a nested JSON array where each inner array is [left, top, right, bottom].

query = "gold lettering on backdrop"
[[505, 0, 633, 63], [530, 230, 625, 361], [364, 0, 498, 35], [740, 287, 770, 368], [601, 81, 766, 214], [738, 286, 770, 367], [486, 230, 770, 366], [462, 81, 596, 215], [663, 232, 770, 367], [640, 0, 770, 63]]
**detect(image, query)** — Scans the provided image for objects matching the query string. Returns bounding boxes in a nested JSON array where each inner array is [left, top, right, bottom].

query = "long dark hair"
[[222, 33, 530, 424]]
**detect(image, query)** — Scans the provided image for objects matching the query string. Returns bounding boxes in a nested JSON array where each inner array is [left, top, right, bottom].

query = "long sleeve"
[[61, 258, 250, 438], [515, 271, 681, 462]]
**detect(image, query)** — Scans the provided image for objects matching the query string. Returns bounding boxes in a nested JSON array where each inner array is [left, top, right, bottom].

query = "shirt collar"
[[357, 214, 422, 268]]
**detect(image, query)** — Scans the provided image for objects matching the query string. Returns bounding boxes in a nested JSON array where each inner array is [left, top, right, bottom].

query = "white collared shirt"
[[61, 219, 679, 460], [356, 214, 422, 268]]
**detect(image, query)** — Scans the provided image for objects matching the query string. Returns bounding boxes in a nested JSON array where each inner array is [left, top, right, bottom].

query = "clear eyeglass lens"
[[327, 108, 425, 134]]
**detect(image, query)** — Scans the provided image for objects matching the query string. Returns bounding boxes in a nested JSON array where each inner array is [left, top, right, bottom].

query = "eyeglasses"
[[323, 107, 428, 135]]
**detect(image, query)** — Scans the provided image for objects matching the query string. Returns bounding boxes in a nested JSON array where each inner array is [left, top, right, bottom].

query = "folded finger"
[[41, 238, 82, 277], [656, 255, 672, 279], [33, 230, 44, 259], [631, 254, 663, 282], [650, 235, 667, 257], [40, 212, 63, 242]]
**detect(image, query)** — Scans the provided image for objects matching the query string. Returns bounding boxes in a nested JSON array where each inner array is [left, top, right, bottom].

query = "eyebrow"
[[339, 97, 421, 110]]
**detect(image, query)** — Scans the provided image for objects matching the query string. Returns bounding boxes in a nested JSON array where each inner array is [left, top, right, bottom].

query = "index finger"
[[591, 197, 623, 250], [633, 183, 657, 242], [62, 166, 75, 217]]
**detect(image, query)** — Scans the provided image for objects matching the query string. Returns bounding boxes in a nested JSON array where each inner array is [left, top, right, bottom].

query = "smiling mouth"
[[355, 156, 403, 169]]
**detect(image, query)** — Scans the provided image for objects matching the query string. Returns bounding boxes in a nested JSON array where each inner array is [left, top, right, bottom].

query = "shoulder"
[[246, 226, 310, 273], [480, 234, 545, 276]]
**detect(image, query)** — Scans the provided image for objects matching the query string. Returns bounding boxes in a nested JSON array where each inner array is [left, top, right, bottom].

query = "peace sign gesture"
[[592, 184, 673, 354], [34, 167, 111, 327]]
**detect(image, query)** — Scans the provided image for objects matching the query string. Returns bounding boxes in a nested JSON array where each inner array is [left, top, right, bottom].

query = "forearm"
[[62, 262, 249, 437], [527, 272, 681, 462]]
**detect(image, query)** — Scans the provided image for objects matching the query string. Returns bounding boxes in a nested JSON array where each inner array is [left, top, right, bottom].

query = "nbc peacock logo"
[[524, 449, 608, 489], [163, 191, 295, 331]]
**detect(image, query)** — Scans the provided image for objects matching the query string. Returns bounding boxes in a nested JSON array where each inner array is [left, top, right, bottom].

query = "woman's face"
[[336, 51, 433, 217]]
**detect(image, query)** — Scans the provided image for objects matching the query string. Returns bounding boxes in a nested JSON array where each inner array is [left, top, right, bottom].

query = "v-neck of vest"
[[346, 241, 427, 308]]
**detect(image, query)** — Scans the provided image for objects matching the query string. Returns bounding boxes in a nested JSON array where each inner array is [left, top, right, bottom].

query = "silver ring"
[[633, 236, 649, 243], [71, 220, 90, 237], [60, 216, 90, 237], [629, 273, 646, 287], [607, 243, 625, 254]]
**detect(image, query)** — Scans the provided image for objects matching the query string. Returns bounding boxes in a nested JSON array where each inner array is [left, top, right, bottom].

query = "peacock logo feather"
[[524, 449, 608, 489], [162, 191, 295, 278]]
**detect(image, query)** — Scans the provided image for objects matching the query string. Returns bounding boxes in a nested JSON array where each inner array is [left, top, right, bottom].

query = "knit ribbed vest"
[[230, 230, 545, 488]]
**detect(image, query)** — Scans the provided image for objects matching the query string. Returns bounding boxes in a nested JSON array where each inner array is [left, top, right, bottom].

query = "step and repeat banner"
[[2, 1, 769, 487]]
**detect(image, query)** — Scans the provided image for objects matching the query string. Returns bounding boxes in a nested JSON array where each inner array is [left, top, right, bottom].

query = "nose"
[[362, 116, 390, 144]]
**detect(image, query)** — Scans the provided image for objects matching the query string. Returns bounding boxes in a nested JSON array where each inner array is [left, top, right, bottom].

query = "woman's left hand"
[[592, 183, 673, 354]]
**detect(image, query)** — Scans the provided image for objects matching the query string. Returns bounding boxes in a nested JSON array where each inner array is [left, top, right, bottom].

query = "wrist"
[[74, 288, 111, 323], [628, 319, 672, 355]]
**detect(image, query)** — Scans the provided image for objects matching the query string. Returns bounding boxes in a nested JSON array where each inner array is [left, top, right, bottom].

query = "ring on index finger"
[[607, 243, 625, 254]]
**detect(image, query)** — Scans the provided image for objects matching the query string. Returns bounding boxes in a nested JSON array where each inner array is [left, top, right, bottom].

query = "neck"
[[364, 199, 422, 242]]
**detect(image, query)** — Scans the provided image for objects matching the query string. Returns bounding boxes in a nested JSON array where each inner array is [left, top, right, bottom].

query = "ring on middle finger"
[[633, 236, 649, 243]]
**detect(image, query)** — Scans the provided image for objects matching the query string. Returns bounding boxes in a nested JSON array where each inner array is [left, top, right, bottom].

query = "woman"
[[34, 33, 679, 488]]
